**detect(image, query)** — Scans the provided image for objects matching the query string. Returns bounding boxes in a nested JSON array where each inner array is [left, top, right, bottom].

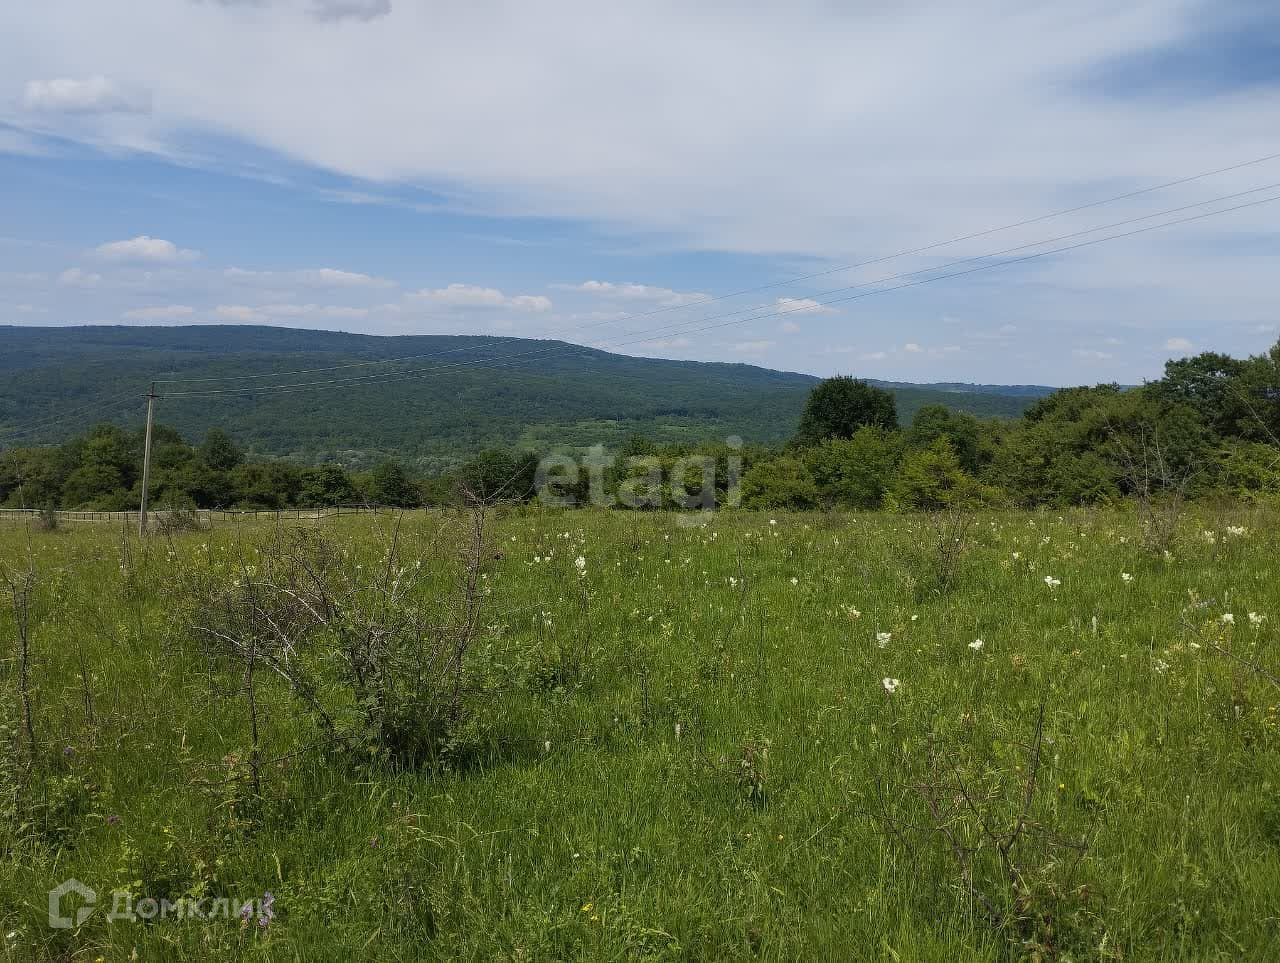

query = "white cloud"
[[262, 302, 371, 319], [646, 336, 692, 350], [860, 351, 888, 361], [94, 236, 199, 263], [310, 0, 391, 22], [780, 320, 801, 334], [561, 281, 707, 308], [22, 76, 150, 114], [211, 304, 262, 322], [1072, 348, 1114, 361], [731, 340, 776, 354], [224, 266, 394, 288], [411, 283, 551, 312], [209, 302, 371, 323], [3, 0, 1279, 381], [204, 0, 392, 23], [7, 0, 1256, 272], [58, 267, 102, 287], [903, 342, 923, 353], [776, 297, 829, 315], [0, 128, 49, 156], [1164, 337, 1195, 352], [124, 304, 195, 320]]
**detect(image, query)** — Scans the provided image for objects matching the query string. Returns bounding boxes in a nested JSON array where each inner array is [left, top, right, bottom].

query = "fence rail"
[[0, 505, 392, 526]]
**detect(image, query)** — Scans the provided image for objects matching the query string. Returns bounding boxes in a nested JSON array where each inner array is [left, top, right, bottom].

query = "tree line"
[[741, 340, 1280, 510], [2, 340, 1278, 513]]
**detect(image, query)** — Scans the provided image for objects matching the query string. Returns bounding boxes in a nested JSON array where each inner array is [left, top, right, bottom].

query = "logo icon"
[[48, 879, 96, 929]]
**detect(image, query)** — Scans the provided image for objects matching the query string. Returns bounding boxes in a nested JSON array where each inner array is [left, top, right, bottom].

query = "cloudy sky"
[[2, 0, 1278, 386]]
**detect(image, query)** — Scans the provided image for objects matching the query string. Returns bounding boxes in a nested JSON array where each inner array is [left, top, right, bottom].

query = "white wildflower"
[[1044, 576, 1061, 589], [574, 555, 586, 576], [1121, 572, 1134, 583], [1221, 613, 1234, 625], [1249, 612, 1266, 625], [881, 677, 900, 694], [876, 632, 892, 648], [968, 639, 984, 651]]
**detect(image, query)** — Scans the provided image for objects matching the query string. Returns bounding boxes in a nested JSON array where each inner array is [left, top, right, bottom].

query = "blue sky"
[[1, 0, 1278, 386]]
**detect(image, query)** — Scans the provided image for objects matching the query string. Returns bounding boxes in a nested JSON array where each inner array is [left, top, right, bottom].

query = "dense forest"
[[2, 340, 1277, 514], [0, 325, 1046, 471]]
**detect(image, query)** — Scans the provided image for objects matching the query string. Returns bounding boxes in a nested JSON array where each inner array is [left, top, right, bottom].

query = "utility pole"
[[138, 382, 157, 537]]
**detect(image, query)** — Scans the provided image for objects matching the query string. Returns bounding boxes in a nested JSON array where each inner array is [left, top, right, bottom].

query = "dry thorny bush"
[[1108, 421, 1195, 556], [174, 505, 496, 775], [863, 705, 1113, 960], [903, 506, 977, 599]]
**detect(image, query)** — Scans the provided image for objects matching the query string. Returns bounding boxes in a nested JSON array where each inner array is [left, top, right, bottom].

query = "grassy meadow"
[[1, 504, 1279, 961]]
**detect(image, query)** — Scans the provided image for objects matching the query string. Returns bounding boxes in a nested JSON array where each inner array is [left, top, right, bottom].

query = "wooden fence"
[[0, 505, 391, 527]]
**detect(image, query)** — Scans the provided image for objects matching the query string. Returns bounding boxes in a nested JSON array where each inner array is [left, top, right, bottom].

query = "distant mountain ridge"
[[0, 325, 1055, 470]]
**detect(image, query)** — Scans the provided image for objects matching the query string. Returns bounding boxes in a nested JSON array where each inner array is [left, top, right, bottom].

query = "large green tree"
[[456, 449, 539, 504], [199, 428, 244, 471], [794, 377, 897, 446]]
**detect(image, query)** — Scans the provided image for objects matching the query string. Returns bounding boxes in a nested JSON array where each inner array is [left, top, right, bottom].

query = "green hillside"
[[0, 326, 1050, 470]]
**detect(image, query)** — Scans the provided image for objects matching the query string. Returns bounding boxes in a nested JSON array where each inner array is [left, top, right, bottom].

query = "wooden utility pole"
[[138, 383, 157, 536]]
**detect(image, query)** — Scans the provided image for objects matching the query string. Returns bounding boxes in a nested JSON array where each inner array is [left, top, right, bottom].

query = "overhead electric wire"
[[159, 187, 1280, 399], [606, 180, 1280, 344], [614, 191, 1280, 347], [153, 149, 1280, 388]]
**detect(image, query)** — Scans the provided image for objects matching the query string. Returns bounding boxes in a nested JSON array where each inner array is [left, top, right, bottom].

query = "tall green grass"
[[1, 503, 1278, 961]]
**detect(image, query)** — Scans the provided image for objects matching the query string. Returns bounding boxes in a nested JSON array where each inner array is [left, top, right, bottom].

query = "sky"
[[1, 0, 1278, 387]]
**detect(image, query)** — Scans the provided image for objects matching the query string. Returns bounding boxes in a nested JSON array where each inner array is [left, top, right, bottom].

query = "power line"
[[562, 149, 1280, 337], [616, 192, 1280, 349], [160, 188, 1280, 398], [609, 180, 1280, 345], [153, 148, 1280, 387]]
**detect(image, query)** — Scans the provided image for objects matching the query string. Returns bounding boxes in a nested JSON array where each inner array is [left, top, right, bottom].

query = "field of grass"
[[2, 504, 1279, 961]]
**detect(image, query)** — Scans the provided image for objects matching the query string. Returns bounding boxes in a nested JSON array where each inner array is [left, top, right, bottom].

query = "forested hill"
[[0, 325, 1052, 470]]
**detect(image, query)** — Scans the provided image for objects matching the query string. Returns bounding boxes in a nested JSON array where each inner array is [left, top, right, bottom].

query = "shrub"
[[179, 509, 497, 768], [804, 428, 903, 509], [891, 439, 999, 511], [1217, 441, 1280, 498], [740, 456, 819, 510], [34, 505, 59, 532]]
